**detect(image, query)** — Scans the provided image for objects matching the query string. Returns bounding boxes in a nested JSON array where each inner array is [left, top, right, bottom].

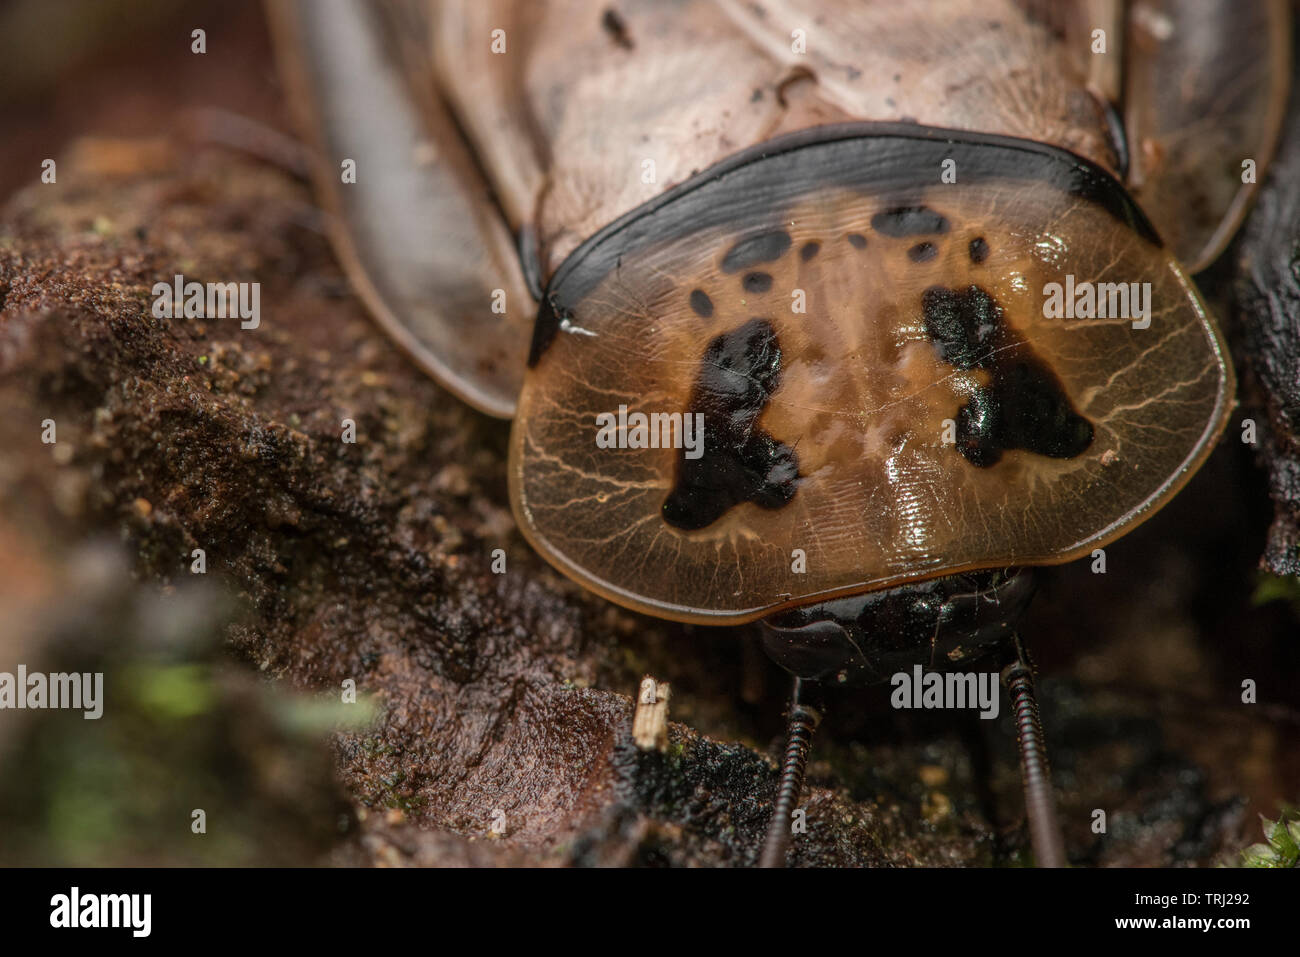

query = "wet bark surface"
[[1237, 29, 1300, 579], [0, 0, 1296, 868]]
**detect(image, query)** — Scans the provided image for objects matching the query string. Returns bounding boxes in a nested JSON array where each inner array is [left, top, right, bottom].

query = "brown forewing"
[[1121, 0, 1291, 272], [269, 0, 533, 417], [433, 0, 1120, 280]]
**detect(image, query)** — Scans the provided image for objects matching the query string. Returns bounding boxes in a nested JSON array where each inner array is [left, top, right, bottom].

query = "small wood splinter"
[[632, 676, 671, 751]]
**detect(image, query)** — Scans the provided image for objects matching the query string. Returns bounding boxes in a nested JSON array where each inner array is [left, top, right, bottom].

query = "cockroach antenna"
[[1002, 636, 1067, 868], [759, 678, 823, 868], [757, 624, 1068, 869]]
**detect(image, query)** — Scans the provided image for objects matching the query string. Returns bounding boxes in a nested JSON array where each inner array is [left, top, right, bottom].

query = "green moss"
[[270, 694, 380, 734], [390, 793, 429, 813], [1238, 807, 1300, 867], [126, 663, 215, 719], [1250, 573, 1300, 617]]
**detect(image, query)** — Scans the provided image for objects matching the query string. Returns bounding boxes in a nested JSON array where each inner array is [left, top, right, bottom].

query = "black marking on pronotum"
[[537, 122, 1161, 346], [922, 284, 1092, 466], [721, 230, 791, 273], [601, 7, 634, 49], [743, 272, 774, 293], [662, 318, 800, 530], [847, 233, 868, 249], [908, 242, 938, 262], [690, 288, 714, 317], [872, 205, 951, 237], [517, 225, 544, 301], [800, 241, 820, 261], [1096, 92, 1130, 182], [528, 294, 567, 367], [969, 236, 990, 263]]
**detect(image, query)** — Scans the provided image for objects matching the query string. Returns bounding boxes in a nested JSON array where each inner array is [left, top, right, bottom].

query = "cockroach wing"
[[267, 0, 532, 418], [1121, 0, 1291, 272], [716, 0, 1291, 272], [435, 0, 1287, 288], [509, 127, 1234, 625], [709, 0, 1123, 170], [434, 0, 1127, 282]]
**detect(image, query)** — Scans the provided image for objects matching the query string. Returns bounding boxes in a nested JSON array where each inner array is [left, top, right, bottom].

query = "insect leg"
[[1001, 637, 1067, 868], [758, 677, 824, 868]]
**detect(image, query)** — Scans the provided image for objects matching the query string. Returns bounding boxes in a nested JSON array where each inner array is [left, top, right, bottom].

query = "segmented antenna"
[[759, 678, 823, 868], [1002, 640, 1067, 868]]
